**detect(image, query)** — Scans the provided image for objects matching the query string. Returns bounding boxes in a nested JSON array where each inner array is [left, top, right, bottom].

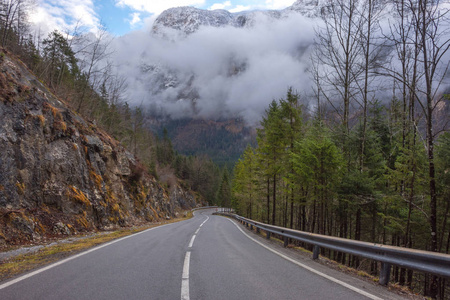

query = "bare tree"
[[412, 0, 450, 296], [313, 0, 365, 135], [0, 0, 31, 47], [356, 0, 385, 172], [76, 24, 113, 112]]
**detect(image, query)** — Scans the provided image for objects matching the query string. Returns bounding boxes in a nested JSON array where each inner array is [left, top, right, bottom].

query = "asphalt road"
[[0, 209, 409, 300]]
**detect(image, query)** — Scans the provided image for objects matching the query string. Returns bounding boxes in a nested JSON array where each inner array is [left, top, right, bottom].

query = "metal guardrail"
[[191, 206, 218, 212], [215, 212, 450, 286]]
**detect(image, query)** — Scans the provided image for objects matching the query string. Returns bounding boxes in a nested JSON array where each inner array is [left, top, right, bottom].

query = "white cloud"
[[209, 1, 255, 13], [209, 1, 232, 10], [30, 0, 99, 37], [128, 12, 142, 27], [115, 0, 206, 14], [264, 0, 295, 10], [229, 5, 252, 13]]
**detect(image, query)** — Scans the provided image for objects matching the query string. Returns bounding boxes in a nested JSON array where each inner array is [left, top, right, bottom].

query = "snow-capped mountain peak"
[[152, 0, 322, 37]]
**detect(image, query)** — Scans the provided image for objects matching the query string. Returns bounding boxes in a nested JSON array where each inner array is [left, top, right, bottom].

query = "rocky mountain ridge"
[[152, 0, 323, 37], [0, 50, 202, 247]]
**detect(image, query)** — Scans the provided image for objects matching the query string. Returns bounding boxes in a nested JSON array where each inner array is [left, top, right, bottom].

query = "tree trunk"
[[267, 178, 270, 224], [272, 174, 276, 225]]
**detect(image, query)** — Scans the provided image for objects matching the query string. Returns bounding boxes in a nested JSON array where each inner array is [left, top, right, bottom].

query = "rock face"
[[151, 0, 322, 37], [0, 51, 201, 246], [152, 7, 235, 36]]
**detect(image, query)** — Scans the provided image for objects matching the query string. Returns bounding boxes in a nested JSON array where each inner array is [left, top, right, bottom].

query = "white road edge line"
[[227, 219, 383, 300], [181, 251, 191, 300], [0, 222, 175, 291], [188, 235, 197, 248]]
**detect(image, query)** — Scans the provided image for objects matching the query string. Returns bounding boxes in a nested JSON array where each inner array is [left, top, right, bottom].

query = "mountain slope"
[[0, 50, 201, 247], [155, 118, 256, 167], [151, 0, 322, 37]]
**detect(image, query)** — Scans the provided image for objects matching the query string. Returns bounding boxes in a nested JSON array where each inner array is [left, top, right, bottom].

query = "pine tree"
[[279, 88, 303, 228], [217, 167, 231, 208], [257, 100, 285, 225]]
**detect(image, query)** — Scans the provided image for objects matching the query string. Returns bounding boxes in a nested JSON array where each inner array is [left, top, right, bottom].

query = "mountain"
[[151, 0, 322, 37], [0, 50, 202, 247], [115, 1, 322, 164], [154, 118, 256, 168]]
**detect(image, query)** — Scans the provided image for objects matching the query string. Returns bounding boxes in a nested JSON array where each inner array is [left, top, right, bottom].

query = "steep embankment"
[[0, 50, 201, 247]]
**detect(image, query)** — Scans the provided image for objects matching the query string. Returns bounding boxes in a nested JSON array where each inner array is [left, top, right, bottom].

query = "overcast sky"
[[28, 0, 312, 124], [28, 1, 450, 125], [30, 0, 296, 36]]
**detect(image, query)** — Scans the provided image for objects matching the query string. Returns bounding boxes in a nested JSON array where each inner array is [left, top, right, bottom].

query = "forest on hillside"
[[231, 0, 450, 299], [0, 0, 226, 205]]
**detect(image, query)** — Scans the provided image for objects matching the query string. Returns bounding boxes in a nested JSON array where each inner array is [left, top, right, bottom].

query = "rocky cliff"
[[0, 50, 201, 247], [151, 0, 322, 37]]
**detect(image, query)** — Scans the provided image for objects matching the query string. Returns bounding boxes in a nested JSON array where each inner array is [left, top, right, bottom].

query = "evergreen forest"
[[231, 1, 450, 298]]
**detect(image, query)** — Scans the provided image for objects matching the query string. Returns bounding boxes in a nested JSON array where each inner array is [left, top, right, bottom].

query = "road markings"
[[188, 235, 197, 248], [181, 215, 210, 300], [181, 251, 191, 300], [199, 216, 209, 227], [0, 222, 175, 291], [227, 219, 383, 300]]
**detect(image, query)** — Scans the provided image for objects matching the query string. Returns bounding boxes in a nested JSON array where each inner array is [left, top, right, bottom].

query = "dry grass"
[[15, 182, 25, 195], [37, 115, 45, 126], [89, 170, 103, 190], [0, 212, 193, 282], [67, 186, 91, 208]]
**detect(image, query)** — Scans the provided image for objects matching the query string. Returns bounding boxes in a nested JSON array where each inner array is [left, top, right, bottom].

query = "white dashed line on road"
[[181, 215, 209, 300], [188, 235, 196, 248], [181, 251, 191, 300]]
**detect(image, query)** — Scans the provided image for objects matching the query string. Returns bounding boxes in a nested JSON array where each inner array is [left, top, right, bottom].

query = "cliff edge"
[[0, 50, 201, 247]]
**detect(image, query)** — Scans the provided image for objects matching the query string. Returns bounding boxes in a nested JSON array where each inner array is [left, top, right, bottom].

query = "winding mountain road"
[[0, 209, 410, 300]]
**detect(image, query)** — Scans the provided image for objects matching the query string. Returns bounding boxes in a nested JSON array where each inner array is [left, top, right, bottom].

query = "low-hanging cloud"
[[110, 12, 318, 124]]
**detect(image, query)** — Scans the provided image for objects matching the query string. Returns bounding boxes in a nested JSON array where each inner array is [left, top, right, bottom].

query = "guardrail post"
[[250, 224, 253, 230], [379, 262, 391, 286], [284, 237, 288, 248], [266, 231, 271, 240], [256, 227, 260, 234], [313, 245, 320, 260]]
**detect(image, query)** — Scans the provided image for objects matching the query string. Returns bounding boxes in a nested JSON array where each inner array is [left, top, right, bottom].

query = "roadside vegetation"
[[231, 1, 450, 298]]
